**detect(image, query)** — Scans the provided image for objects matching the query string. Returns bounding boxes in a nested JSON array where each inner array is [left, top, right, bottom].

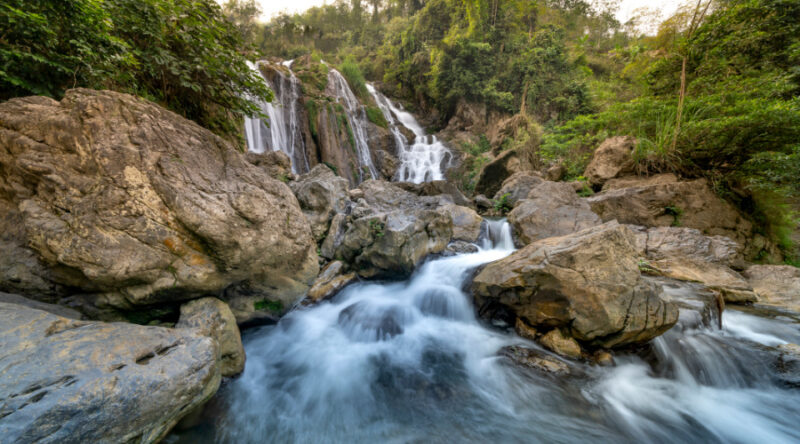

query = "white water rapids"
[[170, 220, 800, 444], [367, 84, 452, 183]]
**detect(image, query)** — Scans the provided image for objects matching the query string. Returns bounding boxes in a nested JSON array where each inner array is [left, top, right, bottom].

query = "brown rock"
[[743, 265, 800, 312], [493, 173, 544, 208], [498, 345, 571, 375], [474, 150, 527, 198], [176, 297, 245, 377], [540, 329, 583, 359], [0, 90, 318, 313], [290, 164, 350, 242], [649, 258, 757, 303], [437, 204, 483, 242], [602, 173, 678, 191], [632, 226, 742, 266], [583, 136, 635, 186], [515, 318, 538, 341], [472, 222, 678, 348], [306, 261, 357, 303]]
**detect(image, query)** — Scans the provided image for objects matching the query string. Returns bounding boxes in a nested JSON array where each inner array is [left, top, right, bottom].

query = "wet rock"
[[593, 350, 615, 367], [306, 261, 357, 303], [743, 265, 800, 312], [653, 277, 724, 330], [493, 173, 544, 209], [540, 329, 583, 359], [336, 181, 453, 278], [0, 90, 318, 313], [443, 241, 480, 256], [507, 181, 601, 245], [514, 318, 538, 341], [437, 204, 483, 242], [583, 136, 635, 187], [290, 164, 350, 242], [499, 345, 571, 375], [0, 302, 220, 443], [337, 301, 408, 341], [472, 222, 678, 348], [602, 173, 678, 191], [176, 297, 244, 377]]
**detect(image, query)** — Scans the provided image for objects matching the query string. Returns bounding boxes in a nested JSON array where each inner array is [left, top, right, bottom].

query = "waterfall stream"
[[326, 69, 379, 182], [367, 84, 452, 183], [169, 219, 800, 444], [244, 61, 309, 174]]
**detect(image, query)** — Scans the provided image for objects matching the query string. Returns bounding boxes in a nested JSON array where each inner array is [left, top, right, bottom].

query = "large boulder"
[[631, 226, 741, 266], [0, 90, 319, 316], [0, 302, 220, 443], [507, 181, 601, 245], [471, 222, 678, 348], [493, 172, 544, 209], [474, 150, 527, 198], [743, 265, 800, 312], [336, 181, 453, 278], [583, 136, 635, 187], [176, 297, 245, 377], [587, 178, 768, 258], [437, 204, 483, 242], [290, 164, 350, 241], [395, 180, 472, 207]]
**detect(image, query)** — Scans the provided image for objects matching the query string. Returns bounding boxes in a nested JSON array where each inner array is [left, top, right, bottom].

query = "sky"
[[242, 0, 683, 24]]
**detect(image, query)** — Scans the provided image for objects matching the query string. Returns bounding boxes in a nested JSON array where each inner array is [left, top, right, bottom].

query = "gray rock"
[[290, 164, 350, 242], [583, 136, 635, 187], [493, 173, 544, 209], [176, 297, 245, 377], [0, 292, 83, 319], [0, 302, 220, 443], [0, 90, 318, 314], [507, 181, 601, 245], [743, 265, 800, 312]]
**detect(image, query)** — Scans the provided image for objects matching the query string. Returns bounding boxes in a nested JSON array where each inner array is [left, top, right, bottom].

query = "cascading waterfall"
[[244, 60, 309, 174], [171, 220, 800, 444], [326, 69, 379, 182], [367, 84, 452, 183]]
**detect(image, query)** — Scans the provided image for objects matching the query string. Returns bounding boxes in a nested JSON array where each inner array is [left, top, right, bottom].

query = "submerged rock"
[[176, 297, 244, 377], [0, 90, 319, 315], [507, 181, 601, 246], [472, 222, 678, 348], [498, 345, 571, 375], [0, 302, 220, 443]]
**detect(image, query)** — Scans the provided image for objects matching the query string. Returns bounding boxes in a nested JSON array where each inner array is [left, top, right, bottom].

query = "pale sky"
[[240, 0, 683, 23]]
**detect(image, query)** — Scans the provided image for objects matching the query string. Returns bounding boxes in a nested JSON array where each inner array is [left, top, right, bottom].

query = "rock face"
[[743, 265, 800, 311], [471, 222, 678, 348], [176, 297, 244, 377], [474, 150, 527, 198], [493, 173, 544, 209], [437, 204, 483, 242], [0, 302, 220, 443], [290, 164, 350, 241], [631, 226, 741, 266], [0, 90, 319, 317], [507, 181, 601, 245], [336, 181, 453, 278], [587, 178, 769, 258], [583, 136, 635, 187]]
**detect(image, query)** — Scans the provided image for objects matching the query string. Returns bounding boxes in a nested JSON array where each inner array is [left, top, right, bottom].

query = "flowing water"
[[244, 61, 309, 174], [326, 69, 379, 182], [170, 220, 800, 444], [367, 84, 452, 183]]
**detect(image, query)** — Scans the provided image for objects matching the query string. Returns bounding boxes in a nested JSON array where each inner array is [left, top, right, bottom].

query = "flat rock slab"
[[0, 302, 220, 443]]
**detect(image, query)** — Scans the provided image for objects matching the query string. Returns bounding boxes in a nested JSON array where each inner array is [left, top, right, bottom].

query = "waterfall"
[[244, 60, 309, 174], [367, 84, 452, 183], [326, 69, 379, 182]]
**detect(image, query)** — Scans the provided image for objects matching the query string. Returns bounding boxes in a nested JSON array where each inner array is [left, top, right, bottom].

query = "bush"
[[339, 56, 369, 99]]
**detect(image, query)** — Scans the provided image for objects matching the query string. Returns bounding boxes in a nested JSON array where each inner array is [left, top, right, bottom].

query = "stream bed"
[[169, 222, 800, 444]]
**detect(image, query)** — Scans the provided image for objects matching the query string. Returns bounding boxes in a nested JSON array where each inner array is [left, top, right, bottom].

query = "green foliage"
[[254, 298, 284, 312], [0, 0, 271, 138], [366, 106, 389, 128], [339, 57, 369, 99], [493, 193, 512, 214], [369, 219, 385, 238], [461, 135, 491, 156], [322, 161, 339, 175], [664, 205, 683, 227]]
